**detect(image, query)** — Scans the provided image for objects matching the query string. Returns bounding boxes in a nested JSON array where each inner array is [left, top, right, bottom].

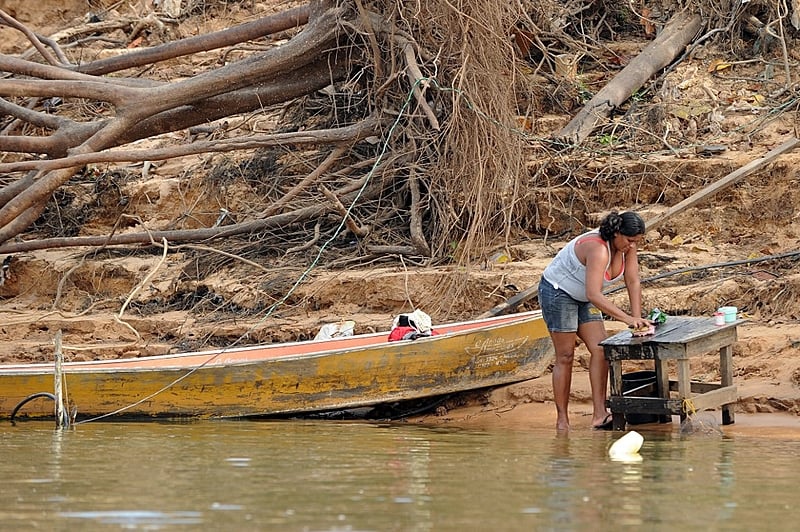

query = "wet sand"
[[409, 399, 800, 439]]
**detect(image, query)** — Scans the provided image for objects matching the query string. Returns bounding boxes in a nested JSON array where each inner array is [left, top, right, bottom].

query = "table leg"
[[654, 358, 670, 423], [676, 358, 691, 422], [608, 359, 625, 430], [720, 344, 735, 425]]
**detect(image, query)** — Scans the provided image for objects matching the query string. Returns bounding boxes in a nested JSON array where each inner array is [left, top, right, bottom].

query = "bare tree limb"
[[365, 245, 420, 255], [31, 32, 72, 65], [0, 8, 64, 66], [401, 38, 440, 130], [0, 96, 71, 130], [0, 55, 157, 86], [286, 221, 322, 254], [0, 78, 140, 104], [73, 6, 310, 76], [320, 185, 370, 237], [0, 118, 384, 174], [0, 120, 104, 157], [23, 19, 137, 61], [0, 165, 81, 244], [408, 165, 432, 256], [262, 146, 348, 217], [645, 136, 800, 232], [0, 171, 37, 207]]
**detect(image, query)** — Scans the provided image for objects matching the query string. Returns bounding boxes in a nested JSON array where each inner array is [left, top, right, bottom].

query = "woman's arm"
[[583, 240, 649, 328], [622, 245, 644, 321]]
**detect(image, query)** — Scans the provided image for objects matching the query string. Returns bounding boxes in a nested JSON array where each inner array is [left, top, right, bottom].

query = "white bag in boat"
[[314, 320, 355, 341]]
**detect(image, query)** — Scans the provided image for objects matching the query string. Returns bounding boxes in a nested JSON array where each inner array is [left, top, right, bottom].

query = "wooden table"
[[600, 316, 741, 431]]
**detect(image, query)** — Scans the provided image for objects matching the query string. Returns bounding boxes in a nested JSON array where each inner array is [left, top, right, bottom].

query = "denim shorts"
[[538, 276, 603, 332]]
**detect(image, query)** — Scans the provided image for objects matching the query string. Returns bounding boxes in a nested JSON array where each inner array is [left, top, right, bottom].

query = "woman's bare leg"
[[550, 331, 578, 431], [578, 321, 610, 427]]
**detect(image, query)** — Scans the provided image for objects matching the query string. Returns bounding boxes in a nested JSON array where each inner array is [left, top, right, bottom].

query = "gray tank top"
[[542, 230, 623, 302]]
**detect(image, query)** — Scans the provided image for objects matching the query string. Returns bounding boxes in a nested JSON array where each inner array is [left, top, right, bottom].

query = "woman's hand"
[[627, 316, 652, 330]]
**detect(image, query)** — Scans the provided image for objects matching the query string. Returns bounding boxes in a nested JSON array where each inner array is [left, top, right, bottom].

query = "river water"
[[1, 419, 798, 530]]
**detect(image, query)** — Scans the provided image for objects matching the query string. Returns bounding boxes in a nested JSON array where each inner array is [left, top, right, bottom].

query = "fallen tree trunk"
[[479, 284, 539, 318], [554, 10, 702, 146]]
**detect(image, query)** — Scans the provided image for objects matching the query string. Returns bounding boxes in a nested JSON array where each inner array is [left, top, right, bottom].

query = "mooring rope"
[[682, 397, 697, 416]]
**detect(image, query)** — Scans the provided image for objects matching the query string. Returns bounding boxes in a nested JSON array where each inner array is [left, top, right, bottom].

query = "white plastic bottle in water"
[[608, 431, 644, 460]]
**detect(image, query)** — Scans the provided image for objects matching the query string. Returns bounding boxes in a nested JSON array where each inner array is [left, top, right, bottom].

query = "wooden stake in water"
[[53, 330, 69, 428]]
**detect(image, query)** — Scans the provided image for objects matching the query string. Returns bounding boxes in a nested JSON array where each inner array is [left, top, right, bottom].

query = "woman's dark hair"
[[598, 211, 646, 241]]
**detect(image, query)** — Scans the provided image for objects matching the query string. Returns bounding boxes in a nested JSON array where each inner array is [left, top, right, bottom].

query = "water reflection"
[[610, 456, 644, 526], [541, 435, 574, 525], [60, 510, 203, 527], [1, 421, 799, 530]]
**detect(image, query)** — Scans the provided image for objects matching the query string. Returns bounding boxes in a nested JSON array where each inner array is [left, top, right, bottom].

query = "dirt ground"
[[2, 0, 800, 431]]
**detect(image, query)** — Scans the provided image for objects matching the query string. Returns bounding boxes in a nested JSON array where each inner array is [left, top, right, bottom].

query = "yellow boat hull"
[[0, 311, 552, 420]]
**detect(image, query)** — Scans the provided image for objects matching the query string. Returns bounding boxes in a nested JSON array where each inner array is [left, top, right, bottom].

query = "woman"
[[538, 211, 650, 431]]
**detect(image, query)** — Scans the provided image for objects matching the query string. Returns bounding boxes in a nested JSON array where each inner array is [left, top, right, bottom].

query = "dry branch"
[[408, 165, 431, 257], [0, 78, 138, 105], [365, 245, 420, 256], [0, 96, 69, 130], [29, 18, 138, 60], [400, 38, 439, 131], [320, 185, 370, 237], [0, 55, 157, 86], [263, 146, 348, 218]]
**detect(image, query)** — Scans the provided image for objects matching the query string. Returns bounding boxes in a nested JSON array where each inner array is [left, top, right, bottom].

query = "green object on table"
[[648, 308, 667, 324]]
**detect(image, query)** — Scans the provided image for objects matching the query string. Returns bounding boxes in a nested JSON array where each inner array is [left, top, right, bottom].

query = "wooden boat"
[[0, 310, 552, 421]]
